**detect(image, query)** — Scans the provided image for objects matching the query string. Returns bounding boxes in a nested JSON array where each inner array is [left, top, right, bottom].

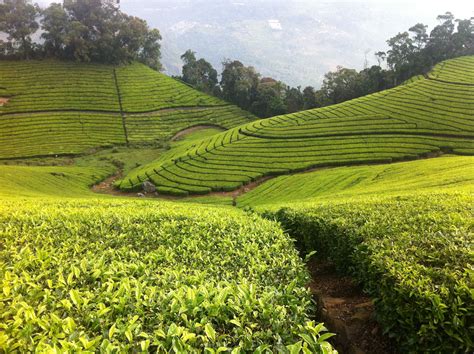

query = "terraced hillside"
[[0, 61, 255, 159], [118, 56, 474, 195], [238, 155, 474, 206]]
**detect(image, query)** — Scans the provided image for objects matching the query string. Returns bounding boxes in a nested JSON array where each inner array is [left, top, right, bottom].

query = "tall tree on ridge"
[[181, 50, 218, 94], [0, 0, 39, 59]]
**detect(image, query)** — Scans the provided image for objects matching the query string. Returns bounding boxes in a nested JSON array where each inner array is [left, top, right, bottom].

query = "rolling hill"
[[0, 55, 472, 352], [0, 60, 255, 159], [117, 55, 474, 195]]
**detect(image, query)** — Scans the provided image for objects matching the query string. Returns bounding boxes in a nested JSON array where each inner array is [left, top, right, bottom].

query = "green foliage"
[[0, 60, 256, 159], [263, 193, 473, 352], [180, 50, 219, 95], [237, 156, 474, 206], [119, 56, 474, 195], [379, 12, 474, 84], [0, 0, 39, 59], [0, 199, 335, 352], [1, 0, 163, 68]]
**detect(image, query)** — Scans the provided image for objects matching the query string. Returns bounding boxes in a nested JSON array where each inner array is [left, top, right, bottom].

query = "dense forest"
[[0, 0, 162, 69]]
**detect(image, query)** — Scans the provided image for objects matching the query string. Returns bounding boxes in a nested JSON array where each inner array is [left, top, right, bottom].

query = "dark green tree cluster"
[[179, 13, 472, 117], [0, 0, 162, 69], [178, 56, 318, 118], [180, 50, 219, 95], [378, 12, 473, 84]]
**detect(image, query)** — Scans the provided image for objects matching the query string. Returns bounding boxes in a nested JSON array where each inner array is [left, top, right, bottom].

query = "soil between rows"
[[307, 259, 397, 354]]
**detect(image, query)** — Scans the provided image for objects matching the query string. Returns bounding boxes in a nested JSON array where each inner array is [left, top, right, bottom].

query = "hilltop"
[[117, 56, 474, 195], [0, 60, 255, 159]]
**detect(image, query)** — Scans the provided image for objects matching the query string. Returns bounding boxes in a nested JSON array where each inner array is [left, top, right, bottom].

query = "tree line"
[[0, 0, 162, 70], [178, 13, 473, 118]]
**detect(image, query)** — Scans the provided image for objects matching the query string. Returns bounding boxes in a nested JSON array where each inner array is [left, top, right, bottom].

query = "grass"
[[0, 128, 228, 200], [117, 56, 474, 195], [0, 60, 256, 159], [237, 155, 474, 206]]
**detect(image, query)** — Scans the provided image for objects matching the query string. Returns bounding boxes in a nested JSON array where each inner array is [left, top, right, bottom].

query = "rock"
[[142, 181, 156, 193], [137, 193, 145, 198]]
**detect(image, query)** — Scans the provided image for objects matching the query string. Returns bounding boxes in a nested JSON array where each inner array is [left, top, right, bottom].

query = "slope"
[[118, 56, 474, 195], [0, 60, 255, 159], [237, 155, 474, 206]]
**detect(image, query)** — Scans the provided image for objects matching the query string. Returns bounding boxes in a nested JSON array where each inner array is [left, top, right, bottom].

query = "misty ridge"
[[1, 0, 473, 118]]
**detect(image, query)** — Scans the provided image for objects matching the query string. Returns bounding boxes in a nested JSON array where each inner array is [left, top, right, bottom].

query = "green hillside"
[[0, 60, 255, 159], [118, 56, 474, 195], [262, 192, 473, 352], [237, 155, 474, 206]]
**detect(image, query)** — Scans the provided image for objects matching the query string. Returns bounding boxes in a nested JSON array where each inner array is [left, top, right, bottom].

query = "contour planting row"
[[115, 63, 225, 113], [0, 199, 336, 352], [263, 193, 473, 353], [237, 156, 474, 206], [118, 127, 474, 195], [240, 80, 474, 139], [0, 60, 257, 158], [126, 106, 256, 143], [427, 55, 474, 84], [0, 61, 119, 113], [119, 56, 474, 195], [0, 112, 125, 158]]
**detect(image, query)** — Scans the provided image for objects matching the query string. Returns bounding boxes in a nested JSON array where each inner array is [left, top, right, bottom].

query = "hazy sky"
[[33, 0, 474, 86], [35, 0, 474, 15]]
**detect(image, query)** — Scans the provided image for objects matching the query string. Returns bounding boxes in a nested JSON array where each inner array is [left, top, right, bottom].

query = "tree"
[[220, 60, 259, 110], [385, 32, 416, 83], [180, 50, 218, 94], [41, 3, 69, 58], [284, 86, 304, 113], [0, 0, 39, 59], [453, 18, 474, 56], [40, 0, 162, 68], [319, 66, 364, 104], [139, 28, 162, 70], [250, 78, 286, 117], [426, 12, 456, 63], [409, 23, 428, 49], [302, 86, 318, 110]]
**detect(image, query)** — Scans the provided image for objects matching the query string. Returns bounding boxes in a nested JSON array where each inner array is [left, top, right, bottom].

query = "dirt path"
[[171, 125, 226, 141], [308, 259, 397, 354], [91, 170, 273, 200]]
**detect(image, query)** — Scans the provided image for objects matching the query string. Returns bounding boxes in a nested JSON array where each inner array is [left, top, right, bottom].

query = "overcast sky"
[[33, 0, 474, 86], [35, 0, 474, 14]]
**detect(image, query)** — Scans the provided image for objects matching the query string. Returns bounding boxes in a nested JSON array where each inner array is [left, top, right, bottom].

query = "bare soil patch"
[[171, 125, 226, 141], [0, 97, 10, 106], [307, 259, 397, 354]]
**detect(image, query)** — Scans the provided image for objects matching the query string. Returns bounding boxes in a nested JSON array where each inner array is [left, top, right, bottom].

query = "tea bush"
[[0, 199, 336, 353], [119, 56, 474, 195], [263, 193, 473, 352]]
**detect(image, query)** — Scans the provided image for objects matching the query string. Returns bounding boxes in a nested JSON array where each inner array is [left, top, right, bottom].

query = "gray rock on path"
[[142, 181, 156, 193], [137, 193, 145, 198]]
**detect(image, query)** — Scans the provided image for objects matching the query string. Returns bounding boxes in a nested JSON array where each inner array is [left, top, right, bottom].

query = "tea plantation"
[[263, 192, 473, 353], [0, 199, 336, 352], [118, 56, 474, 195], [0, 60, 256, 159], [0, 56, 473, 353], [237, 155, 474, 206]]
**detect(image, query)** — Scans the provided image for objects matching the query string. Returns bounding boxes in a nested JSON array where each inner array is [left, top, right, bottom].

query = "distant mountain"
[[121, 0, 471, 87]]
